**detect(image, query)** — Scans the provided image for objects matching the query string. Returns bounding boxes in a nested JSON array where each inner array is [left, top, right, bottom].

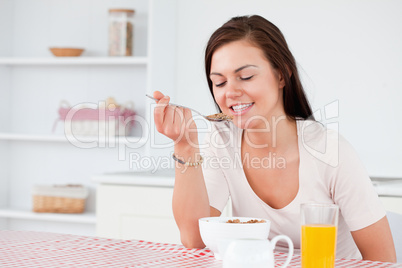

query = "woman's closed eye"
[[215, 81, 227, 87], [240, 75, 253, 81], [214, 75, 254, 87]]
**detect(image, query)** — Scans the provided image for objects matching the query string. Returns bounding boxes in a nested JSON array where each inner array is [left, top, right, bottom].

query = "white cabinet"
[[0, 0, 178, 235], [97, 184, 181, 244], [94, 171, 179, 243]]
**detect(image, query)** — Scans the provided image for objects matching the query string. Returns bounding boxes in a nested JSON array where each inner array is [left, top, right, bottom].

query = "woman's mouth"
[[230, 102, 254, 116]]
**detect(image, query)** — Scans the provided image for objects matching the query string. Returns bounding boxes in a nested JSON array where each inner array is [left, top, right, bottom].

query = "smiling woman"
[[151, 14, 396, 263]]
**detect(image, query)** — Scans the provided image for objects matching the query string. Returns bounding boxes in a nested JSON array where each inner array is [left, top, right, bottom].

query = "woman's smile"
[[230, 102, 255, 115]]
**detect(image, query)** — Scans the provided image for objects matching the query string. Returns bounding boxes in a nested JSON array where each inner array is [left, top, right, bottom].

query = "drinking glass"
[[301, 203, 339, 268]]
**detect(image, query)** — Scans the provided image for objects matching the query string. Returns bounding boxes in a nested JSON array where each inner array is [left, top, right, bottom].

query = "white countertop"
[[92, 169, 175, 187], [371, 178, 402, 197], [93, 170, 402, 197]]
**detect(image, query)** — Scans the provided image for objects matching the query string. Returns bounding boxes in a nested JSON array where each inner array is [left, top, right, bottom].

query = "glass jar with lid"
[[108, 9, 135, 56]]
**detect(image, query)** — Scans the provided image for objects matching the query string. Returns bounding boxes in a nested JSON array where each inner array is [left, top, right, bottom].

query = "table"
[[0, 230, 400, 267]]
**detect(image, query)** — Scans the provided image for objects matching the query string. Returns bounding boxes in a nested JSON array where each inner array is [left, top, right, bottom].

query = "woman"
[[153, 15, 396, 262]]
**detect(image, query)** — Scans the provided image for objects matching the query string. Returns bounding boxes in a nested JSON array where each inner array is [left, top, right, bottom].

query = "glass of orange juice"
[[301, 203, 339, 268]]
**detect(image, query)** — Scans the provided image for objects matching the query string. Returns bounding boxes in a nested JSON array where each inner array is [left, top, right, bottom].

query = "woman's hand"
[[152, 91, 198, 148]]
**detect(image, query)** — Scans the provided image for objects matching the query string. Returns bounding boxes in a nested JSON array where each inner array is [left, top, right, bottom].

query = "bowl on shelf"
[[199, 216, 270, 260], [49, 47, 84, 57]]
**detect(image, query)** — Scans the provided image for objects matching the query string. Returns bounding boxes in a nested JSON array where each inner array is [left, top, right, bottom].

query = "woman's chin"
[[233, 119, 256, 130], [232, 115, 269, 130]]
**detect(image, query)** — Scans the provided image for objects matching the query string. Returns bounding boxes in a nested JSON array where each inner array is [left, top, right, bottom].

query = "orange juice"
[[301, 224, 337, 268]]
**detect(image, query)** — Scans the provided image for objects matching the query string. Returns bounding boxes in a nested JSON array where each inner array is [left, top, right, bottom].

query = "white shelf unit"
[[0, 57, 148, 66], [0, 0, 178, 236], [0, 209, 96, 224], [0, 132, 148, 146]]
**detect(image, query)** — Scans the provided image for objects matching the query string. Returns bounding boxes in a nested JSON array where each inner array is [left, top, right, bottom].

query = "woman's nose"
[[225, 80, 243, 98]]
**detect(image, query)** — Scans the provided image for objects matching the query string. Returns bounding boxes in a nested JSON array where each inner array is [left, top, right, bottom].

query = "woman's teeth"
[[231, 103, 253, 112]]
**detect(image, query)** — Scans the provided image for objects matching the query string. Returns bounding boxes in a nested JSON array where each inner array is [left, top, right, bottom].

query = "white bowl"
[[199, 217, 271, 260]]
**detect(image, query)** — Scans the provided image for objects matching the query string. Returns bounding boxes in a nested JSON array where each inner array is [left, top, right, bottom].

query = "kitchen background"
[[0, 0, 401, 245]]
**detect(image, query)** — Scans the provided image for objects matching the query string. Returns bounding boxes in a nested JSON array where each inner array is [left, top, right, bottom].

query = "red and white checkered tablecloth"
[[0, 230, 400, 267]]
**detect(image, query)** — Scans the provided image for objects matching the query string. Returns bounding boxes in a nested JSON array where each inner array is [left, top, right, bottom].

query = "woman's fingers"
[[154, 95, 169, 133], [152, 91, 197, 144], [183, 107, 193, 123], [154, 95, 183, 137], [163, 104, 177, 130], [153, 91, 165, 101]]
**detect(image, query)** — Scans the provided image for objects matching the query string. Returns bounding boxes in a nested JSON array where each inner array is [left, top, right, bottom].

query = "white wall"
[[175, 0, 402, 178], [147, 0, 178, 158], [0, 0, 12, 56]]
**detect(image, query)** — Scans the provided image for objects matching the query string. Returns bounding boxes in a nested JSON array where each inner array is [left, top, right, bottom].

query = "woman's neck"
[[242, 116, 297, 152]]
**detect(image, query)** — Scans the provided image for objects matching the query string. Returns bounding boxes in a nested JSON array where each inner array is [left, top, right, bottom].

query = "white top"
[[201, 119, 385, 259]]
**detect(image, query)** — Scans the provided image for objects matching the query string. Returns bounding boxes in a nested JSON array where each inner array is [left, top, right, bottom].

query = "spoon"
[[146, 94, 232, 122]]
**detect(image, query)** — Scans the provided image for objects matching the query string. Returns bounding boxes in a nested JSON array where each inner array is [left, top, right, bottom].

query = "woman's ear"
[[278, 72, 285, 88], [278, 66, 292, 89]]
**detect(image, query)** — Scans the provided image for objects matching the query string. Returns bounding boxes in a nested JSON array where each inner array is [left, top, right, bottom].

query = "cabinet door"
[[96, 184, 181, 244]]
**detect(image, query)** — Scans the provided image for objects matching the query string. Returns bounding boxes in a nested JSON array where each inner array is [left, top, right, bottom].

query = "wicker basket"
[[32, 184, 88, 214]]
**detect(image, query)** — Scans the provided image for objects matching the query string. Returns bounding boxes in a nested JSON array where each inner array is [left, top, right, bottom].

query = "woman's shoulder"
[[296, 119, 341, 145], [296, 119, 354, 168]]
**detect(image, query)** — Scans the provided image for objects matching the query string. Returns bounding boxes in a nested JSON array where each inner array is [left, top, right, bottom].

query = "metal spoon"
[[146, 94, 232, 122]]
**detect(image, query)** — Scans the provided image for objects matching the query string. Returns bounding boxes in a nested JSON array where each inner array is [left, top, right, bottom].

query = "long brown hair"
[[205, 15, 314, 120]]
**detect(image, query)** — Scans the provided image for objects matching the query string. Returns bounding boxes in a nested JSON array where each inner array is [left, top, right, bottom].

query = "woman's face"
[[210, 39, 286, 129]]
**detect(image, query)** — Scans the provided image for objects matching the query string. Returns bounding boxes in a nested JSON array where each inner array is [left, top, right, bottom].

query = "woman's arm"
[[172, 143, 213, 248], [153, 91, 218, 248], [351, 216, 396, 262]]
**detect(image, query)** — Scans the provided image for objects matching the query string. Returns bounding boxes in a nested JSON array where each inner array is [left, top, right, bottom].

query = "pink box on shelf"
[[55, 100, 136, 136]]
